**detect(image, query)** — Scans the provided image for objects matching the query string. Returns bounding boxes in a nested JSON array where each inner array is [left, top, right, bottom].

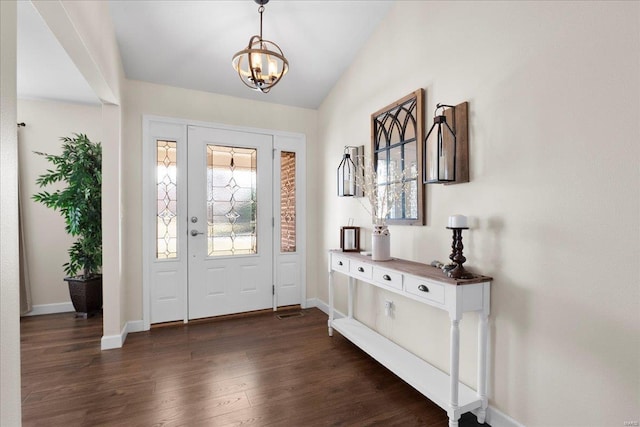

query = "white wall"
[[122, 79, 319, 321], [0, 1, 22, 424], [17, 99, 102, 308], [317, 1, 639, 425], [33, 0, 127, 340]]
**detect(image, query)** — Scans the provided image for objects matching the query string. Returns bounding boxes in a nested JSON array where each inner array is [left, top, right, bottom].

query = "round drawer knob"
[[358, 267, 364, 272], [338, 261, 343, 266], [418, 284, 429, 293], [383, 274, 391, 281]]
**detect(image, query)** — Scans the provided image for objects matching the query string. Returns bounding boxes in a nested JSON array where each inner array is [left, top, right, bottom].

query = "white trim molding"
[[473, 406, 525, 427], [126, 320, 145, 334], [306, 298, 345, 320], [101, 320, 145, 350], [21, 302, 74, 316]]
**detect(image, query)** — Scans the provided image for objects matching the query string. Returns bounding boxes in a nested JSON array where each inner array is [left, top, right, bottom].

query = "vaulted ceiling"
[[18, 0, 394, 109]]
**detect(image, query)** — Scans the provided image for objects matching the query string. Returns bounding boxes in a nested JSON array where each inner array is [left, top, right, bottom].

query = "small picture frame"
[[340, 226, 360, 252]]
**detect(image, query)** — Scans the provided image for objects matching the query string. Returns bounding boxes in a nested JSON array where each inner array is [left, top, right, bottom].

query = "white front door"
[[186, 126, 273, 319], [143, 117, 306, 328]]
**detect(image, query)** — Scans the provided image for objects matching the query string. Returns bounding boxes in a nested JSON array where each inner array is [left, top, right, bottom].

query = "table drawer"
[[372, 267, 403, 290], [405, 276, 445, 305], [349, 261, 373, 280], [331, 255, 350, 273]]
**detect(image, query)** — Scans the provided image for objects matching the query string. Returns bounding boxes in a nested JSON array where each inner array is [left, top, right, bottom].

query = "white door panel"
[[187, 126, 273, 320], [276, 257, 300, 306]]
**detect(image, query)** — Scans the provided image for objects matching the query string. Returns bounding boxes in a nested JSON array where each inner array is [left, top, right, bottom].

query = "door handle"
[[190, 229, 204, 236]]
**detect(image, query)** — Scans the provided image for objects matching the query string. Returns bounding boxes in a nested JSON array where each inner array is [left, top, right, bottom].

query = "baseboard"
[[306, 298, 345, 319], [473, 405, 524, 427], [22, 302, 74, 316], [101, 319, 145, 350], [306, 298, 326, 314], [101, 323, 125, 350], [127, 320, 145, 333]]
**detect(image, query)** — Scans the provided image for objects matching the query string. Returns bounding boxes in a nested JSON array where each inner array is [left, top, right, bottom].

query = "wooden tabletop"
[[330, 250, 493, 285]]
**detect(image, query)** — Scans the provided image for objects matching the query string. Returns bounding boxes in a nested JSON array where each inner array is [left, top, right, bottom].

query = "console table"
[[327, 250, 492, 427]]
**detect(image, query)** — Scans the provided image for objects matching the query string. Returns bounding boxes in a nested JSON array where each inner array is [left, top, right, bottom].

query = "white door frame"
[[142, 115, 307, 330]]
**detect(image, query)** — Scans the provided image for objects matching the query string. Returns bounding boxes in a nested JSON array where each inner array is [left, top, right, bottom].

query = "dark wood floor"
[[21, 308, 487, 426]]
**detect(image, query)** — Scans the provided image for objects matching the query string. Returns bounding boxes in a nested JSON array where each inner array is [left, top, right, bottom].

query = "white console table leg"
[[347, 277, 354, 319], [449, 318, 460, 427], [328, 270, 334, 337], [477, 312, 489, 423]]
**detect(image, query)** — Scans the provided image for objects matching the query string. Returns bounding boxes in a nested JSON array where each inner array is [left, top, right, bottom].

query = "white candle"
[[268, 57, 278, 78], [448, 214, 468, 228]]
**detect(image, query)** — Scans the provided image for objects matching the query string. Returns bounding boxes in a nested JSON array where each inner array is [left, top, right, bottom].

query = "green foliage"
[[32, 134, 102, 278]]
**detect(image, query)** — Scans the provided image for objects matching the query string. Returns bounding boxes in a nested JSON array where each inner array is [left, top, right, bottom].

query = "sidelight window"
[[280, 151, 296, 252], [156, 140, 178, 259]]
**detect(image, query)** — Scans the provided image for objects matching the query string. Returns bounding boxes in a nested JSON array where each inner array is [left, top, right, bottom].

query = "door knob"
[[190, 229, 204, 236]]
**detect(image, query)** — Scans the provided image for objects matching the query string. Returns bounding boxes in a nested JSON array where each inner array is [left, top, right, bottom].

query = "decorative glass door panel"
[[156, 140, 178, 259], [206, 145, 257, 256]]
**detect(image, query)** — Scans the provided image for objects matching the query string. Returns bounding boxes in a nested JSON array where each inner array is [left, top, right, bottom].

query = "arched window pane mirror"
[[371, 89, 425, 225]]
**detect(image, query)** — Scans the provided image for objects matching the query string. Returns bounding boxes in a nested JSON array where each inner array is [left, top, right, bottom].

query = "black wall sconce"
[[423, 102, 469, 184], [337, 145, 364, 197]]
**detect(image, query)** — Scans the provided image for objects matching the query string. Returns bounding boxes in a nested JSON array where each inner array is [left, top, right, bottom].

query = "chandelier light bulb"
[[251, 51, 262, 72], [268, 56, 278, 78]]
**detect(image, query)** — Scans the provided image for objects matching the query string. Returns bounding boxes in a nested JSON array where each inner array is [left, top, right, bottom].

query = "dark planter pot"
[[64, 275, 103, 318]]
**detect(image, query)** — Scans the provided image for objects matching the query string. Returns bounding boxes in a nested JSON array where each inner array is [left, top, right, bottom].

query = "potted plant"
[[33, 133, 102, 318]]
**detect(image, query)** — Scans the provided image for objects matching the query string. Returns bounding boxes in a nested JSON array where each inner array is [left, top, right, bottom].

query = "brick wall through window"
[[280, 151, 296, 252]]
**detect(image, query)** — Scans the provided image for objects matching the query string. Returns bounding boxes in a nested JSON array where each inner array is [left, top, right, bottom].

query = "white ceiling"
[[17, 0, 100, 105], [17, 0, 394, 110]]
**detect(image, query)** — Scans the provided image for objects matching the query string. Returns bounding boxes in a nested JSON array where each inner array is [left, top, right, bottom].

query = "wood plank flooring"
[[21, 308, 486, 426]]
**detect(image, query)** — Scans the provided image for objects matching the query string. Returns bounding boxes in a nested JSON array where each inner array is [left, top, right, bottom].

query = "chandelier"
[[232, 0, 289, 93]]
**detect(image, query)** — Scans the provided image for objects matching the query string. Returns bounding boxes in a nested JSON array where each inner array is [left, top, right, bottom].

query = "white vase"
[[371, 225, 391, 261]]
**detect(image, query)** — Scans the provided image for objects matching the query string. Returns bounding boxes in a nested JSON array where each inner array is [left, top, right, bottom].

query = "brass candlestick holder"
[[446, 227, 474, 279]]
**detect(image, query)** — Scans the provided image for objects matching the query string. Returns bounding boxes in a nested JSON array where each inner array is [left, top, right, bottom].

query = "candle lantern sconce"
[[337, 145, 364, 197], [423, 101, 469, 185]]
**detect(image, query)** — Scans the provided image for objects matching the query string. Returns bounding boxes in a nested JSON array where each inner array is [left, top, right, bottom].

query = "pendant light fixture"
[[232, 0, 289, 93]]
